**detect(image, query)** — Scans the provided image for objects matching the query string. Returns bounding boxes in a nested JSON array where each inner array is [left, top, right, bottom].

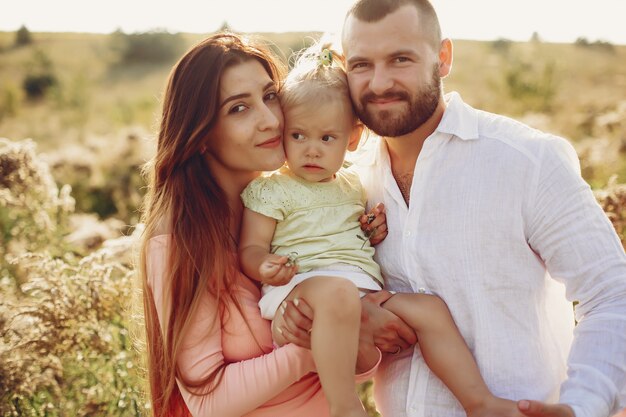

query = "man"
[[342, 1, 626, 416]]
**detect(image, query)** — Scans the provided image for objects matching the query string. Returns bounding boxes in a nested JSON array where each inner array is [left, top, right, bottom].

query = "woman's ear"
[[348, 123, 365, 151]]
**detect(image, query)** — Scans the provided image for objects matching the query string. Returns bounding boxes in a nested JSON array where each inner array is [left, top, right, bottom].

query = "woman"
[[138, 32, 385, 417]]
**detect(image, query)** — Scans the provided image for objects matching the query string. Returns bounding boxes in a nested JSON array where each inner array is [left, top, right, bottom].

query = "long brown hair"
[[138, 32, 285, 417]]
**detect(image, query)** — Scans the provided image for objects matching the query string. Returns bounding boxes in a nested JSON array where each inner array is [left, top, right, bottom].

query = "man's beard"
[[355, 64, 441, 137]]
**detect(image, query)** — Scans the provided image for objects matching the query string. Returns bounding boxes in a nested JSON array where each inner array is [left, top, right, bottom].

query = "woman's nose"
[[258, 103, 281, 131]]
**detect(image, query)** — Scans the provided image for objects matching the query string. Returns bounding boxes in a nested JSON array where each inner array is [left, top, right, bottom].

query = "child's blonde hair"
[[280, 41, 354, 119]]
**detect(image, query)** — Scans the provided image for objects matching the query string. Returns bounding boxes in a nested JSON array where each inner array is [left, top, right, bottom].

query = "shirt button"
[[404, 230, 412, 237]]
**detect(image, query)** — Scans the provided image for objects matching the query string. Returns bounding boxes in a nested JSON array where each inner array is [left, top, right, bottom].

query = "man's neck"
[[383, 98, 446, 205]]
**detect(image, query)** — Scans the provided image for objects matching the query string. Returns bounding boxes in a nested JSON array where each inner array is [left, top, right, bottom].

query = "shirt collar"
[[437, 91, 480, 141]]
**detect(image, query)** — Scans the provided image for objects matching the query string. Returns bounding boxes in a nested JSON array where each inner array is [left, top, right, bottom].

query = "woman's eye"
[[321, 135, 336, 142], [229, 104, 246, 114], [291, 133, 305, 140]]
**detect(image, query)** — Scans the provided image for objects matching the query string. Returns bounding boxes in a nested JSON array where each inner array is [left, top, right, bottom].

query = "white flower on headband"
[[318, 49, 333, 67]]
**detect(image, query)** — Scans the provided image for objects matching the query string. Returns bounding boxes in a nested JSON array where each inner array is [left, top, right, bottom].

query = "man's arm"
[[525, 137, 626, 417]]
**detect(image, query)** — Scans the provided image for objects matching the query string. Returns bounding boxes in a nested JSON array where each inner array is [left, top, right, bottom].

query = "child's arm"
[[239, 208, 297, 286]]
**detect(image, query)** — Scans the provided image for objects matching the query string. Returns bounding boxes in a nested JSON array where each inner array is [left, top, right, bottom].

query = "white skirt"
[[258, 263, 382, 320]]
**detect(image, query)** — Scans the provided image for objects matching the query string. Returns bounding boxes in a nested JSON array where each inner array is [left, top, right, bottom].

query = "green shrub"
[[111, 29, 185, 64], [0, 83, 22, 120], [22, 50, 58, 100], [502, 58, 557, 113], [0, 138, 74, 275]]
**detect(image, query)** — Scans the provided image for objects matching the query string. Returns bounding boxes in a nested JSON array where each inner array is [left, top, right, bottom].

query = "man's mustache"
[[362, 91, 410, 103]]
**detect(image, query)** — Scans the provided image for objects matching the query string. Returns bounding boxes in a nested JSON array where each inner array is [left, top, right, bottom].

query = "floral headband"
[[318, 48, 333, 67]]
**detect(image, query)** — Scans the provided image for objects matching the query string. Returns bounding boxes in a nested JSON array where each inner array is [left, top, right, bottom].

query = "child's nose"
[[305, 144, 321, 157]]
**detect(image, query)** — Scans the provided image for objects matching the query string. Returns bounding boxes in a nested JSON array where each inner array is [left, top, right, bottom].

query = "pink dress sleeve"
[[147, 236, 317, 417]]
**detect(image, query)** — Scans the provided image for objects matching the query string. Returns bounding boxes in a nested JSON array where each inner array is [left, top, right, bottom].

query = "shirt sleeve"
[[146, 239, 316, 417], [241, 176, 289, 221], [525, 137, 626, 417]]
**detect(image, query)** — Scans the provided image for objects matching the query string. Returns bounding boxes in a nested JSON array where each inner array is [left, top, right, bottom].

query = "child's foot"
[[466, 396, 524, 417]]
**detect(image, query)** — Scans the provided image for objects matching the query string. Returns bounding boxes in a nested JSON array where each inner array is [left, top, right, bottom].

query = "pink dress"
[[147, 235, 378, 417]]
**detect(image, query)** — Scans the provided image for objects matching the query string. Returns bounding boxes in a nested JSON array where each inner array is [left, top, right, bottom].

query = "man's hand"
[[359, 203, 388, 246], [361, 290, 417, 353], [517, 400, 575, 417], [259, 254, 297, 286]]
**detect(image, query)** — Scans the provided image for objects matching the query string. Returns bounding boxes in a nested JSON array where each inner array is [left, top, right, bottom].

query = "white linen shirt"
[[350, 92, 626, 417]]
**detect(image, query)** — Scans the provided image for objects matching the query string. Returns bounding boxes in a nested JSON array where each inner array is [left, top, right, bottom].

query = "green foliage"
[[22, 50, 58, 100], [47, 132, 148, 223], [0, 138, 74, 279], [0, 139, 147, 416], [595, 176, 626, 246], [15, 25, 32, 47], [501, 58, 557, 113], [575, 37, 615, 53], [111, 29, 185, 64], [0, 83, 22, 121], [0, 251, 147, 417], [358, 381, 380, 417], [491, 38, 512, 54]]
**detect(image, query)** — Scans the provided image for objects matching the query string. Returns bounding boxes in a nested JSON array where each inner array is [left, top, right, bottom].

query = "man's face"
[[342, 4, 442, 137]]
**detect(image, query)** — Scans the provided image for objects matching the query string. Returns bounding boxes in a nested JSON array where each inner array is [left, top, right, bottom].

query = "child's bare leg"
[[383, 293, 523, 417], [273, 276, 367, 417]]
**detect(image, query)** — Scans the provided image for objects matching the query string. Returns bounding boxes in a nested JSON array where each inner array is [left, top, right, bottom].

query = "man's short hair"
[[346, 0, 442, 49]]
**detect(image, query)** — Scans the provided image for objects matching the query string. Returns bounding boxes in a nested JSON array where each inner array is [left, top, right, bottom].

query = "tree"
[[15, 25, 33, 46]]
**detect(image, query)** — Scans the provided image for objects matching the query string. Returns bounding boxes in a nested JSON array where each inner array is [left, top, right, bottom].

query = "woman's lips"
[[257, 136, 281, 148]]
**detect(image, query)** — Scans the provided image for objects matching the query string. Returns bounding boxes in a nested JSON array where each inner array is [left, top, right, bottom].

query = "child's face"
[[283, 99, 355, 182]]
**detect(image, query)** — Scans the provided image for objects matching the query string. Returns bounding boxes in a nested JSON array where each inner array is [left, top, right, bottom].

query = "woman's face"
[[206, 59, 285, 175]]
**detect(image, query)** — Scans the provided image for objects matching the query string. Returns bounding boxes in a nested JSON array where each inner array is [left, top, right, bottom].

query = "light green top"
[[241, 165, 383, 285]]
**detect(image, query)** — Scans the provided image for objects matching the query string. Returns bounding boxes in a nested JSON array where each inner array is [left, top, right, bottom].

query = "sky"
[[2, 0, 625, 45]]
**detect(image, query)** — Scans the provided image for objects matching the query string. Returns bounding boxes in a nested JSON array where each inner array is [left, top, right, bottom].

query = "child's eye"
[[291, 133, 305, 140], [229, 104, 247, 114], [321, 135, 336, 142]]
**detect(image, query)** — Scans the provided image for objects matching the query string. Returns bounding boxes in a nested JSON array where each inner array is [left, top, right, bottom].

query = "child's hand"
[[359, 202, 388, 246], [259, 254, 298, 286]]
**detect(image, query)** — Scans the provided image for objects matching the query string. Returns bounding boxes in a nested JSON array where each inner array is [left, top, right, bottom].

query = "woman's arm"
[[147, 238, 315, 417], [239, 208, 297, 285], [178, 291, 316, 417]]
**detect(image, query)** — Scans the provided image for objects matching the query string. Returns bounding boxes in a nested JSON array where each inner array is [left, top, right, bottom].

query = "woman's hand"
[[274, 298, 313, 348], [359, 203, 388, 246], [361, 291, 417, 354]]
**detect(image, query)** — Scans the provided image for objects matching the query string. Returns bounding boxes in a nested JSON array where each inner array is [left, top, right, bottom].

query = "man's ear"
[[438, 38, 453, 78], [348, 123, 365, 151]]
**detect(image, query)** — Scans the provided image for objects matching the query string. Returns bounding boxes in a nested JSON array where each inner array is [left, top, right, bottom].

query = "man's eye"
[[265, 92, 278, 101]]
